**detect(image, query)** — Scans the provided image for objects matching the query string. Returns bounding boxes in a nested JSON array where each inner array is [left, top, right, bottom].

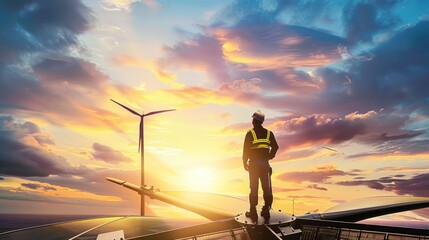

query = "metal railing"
[[296, 219, 429, 240], [176, 227, 251, 240]]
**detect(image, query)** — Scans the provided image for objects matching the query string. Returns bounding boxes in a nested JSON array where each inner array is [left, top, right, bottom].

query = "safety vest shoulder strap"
[[249, 129, 271, 149]]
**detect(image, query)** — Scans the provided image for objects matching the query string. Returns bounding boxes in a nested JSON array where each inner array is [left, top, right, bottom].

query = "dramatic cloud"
[[343, 1, 400, 44], [223, 108, 427, 159], [0, 57, 122, 129], [337, 173, 429, 197], [0, 1, 125, 131], [214, 23, 345, 70], [91, 143, 133, 163], [315, 21, 429, 116], [157, 0, 345, 98], [0, 116, 92, 177], [392, 173, 429, 197], [277, 165, 348, 183], [0, 0, 92, 61], [274, 114, 366, 149]]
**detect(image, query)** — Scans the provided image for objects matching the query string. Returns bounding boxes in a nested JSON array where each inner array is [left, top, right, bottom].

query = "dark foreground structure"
[[2, 179, 428, 239], [1, 215, 428, 240]]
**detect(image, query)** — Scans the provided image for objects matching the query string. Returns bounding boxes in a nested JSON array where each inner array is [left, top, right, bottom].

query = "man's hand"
[[243, 161, 249, 171]]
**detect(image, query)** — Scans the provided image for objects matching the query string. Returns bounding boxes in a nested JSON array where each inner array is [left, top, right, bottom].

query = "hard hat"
[[252, 110, 265, 122]]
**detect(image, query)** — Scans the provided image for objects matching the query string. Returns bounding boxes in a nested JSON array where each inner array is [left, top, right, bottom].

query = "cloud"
[[155, 0, 345, 99], [392, 173, 429, 197], [21, 183, 57, 191], [219, 78, 262, 95], [0, 188, 120, 206], [33, 135, 55, 147], [268, 114, 367, 150], [0, 0, 91, 62], [223, 108, 426, 160], [375, 167, 429, 173], [213, 23, 345, 71], [277, 165, 348, 183], [110, 54, 179, 86], [0, 116, 92, 177], [337, 179, 386, 190], [0, 1, 128, 131], [336, 173, 429, 197], [33, 58, 109, 91], [347, 139, 429, 159], [0, 57, 123, 128], [159, 35, 230, 82], [343, 1, 400, 44], [315, 21, 429, 116], [102, 0, 162, 12], [91, 142, 133, 163], [307, 184, 328, 191]]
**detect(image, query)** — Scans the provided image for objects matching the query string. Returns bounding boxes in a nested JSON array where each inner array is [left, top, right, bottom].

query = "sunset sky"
[[0, 0, 428, 222]]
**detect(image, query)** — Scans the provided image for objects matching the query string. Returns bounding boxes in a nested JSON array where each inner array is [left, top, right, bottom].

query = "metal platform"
[[235, 208, 295, 226], [235, 208, 302, 240]]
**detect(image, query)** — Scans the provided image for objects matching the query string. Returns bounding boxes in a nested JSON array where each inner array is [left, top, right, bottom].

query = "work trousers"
[[248, 161, 273, 208]]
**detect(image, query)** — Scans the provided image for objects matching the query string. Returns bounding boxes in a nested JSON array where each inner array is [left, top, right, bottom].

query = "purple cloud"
[[337, 173, 429, 197], [159, 35, 229, 82], [267, 114, 367, 151], [392, 174, 429, 197], [91, 143, 133, 164], [0, 116, 92, 177]]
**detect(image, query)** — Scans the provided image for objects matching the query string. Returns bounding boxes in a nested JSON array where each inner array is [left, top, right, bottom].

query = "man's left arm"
[[269, 132, 279, 160], [242, 131, 252, 171]]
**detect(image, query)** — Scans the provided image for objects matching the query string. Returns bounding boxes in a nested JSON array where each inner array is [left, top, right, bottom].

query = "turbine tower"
[[111, 99, 175, 216]]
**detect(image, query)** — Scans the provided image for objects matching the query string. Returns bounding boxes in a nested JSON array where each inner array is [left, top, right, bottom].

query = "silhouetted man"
[[243, 110, 279, 220]]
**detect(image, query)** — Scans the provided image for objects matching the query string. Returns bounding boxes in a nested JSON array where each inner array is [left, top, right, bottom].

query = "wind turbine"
[[111, 99, 175, 216]]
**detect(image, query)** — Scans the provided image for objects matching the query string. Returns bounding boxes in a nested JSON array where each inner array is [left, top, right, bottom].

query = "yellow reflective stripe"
[[251, 144, 270, 149], [250, 129, 257, 141], [249, 129, 271, 147], [253, 139, 270, 143]]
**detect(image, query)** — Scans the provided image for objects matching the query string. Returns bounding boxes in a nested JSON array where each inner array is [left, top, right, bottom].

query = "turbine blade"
[[144, 109, 176, 117], [110, 99, 142, 117], [138, 118, 143, 153], [105, 177, 236, 221]]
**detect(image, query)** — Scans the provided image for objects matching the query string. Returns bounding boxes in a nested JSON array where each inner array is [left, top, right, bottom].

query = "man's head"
[[252, 110, 264, 127]]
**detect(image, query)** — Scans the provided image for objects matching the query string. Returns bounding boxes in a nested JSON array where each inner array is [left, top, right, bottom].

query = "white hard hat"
[[252, 110, 265, 122]]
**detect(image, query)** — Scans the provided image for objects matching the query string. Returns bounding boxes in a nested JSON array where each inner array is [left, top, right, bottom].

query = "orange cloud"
[[111, 54, 179, 86]]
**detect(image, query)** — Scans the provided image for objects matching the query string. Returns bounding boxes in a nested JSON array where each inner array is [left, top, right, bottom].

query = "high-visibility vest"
[[249, 129, 271, 149]]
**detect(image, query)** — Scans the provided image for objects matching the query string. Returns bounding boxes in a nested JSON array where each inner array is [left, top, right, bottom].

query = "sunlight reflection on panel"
[[161, 191, 248, 214]]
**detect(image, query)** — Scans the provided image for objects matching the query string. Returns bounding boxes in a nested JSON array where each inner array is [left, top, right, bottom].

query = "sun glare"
[[183, 167, 215, 192]]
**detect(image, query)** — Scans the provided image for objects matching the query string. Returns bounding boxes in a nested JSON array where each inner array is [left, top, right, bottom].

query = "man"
[[243, 110, 279, 220]]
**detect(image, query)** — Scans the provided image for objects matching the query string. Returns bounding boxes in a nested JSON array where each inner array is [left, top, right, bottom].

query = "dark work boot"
[[261, 205, 270, 219], [245, 206, 258, 222]]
